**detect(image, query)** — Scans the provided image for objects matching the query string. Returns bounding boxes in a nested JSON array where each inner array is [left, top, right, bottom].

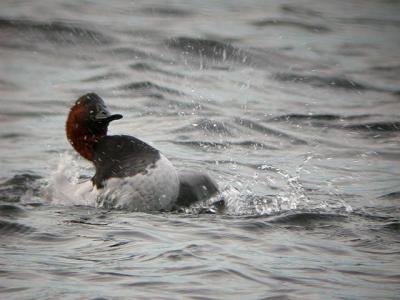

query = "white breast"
[[95, 155, 180, 211]]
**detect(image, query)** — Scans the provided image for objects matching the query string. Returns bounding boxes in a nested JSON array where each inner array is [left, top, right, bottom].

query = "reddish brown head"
[[66, 93, 123, 161]]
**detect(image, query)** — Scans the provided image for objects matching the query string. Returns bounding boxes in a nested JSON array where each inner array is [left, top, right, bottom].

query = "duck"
[[65, 93, 219, 211]]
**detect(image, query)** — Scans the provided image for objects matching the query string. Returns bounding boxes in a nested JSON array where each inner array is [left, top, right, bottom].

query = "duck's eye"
[[88, 110, 96, 120]]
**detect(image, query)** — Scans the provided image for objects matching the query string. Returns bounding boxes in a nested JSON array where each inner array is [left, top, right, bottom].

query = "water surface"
[[0, 0, 399, 299]]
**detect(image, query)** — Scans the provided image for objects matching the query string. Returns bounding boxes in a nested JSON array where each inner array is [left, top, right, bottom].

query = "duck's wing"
[[175, 170, 219, 207], [92, 135, 160, 188]]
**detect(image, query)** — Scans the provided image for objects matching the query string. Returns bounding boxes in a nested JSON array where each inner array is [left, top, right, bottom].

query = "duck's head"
[[66, 93, 122, 161]]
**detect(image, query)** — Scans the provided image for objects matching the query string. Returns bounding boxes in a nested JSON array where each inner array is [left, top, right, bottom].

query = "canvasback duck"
[[66, 93, 218, 211]]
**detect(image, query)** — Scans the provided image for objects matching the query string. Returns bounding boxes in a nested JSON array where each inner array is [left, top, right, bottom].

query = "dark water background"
[[1, 0, 400, 299]]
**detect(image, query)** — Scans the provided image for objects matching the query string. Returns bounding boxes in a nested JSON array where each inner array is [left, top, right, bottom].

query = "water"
[[1, 0, 399, 299]]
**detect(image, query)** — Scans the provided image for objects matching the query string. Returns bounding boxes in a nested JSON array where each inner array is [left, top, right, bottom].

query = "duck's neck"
[[66, 123, 107, 161]]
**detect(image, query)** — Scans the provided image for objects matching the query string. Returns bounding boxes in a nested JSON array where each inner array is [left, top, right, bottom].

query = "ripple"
[[342, 121, 400, 132], [0, 287, 30, 294], [235, 118, 307, 145], [29, 232, 74, 242], [371, 64, 400, 71], [129, 62, 184, 78], [252, 19, 331, 33], [0, 18, 111, 48], [121, 281, 170, 287], [0, 174, 41, 203], [0, 220, 35, 235], [142, 246, 205, 263], [0, 78, 18, 91], [141, 6, 192, 17], [0, 133, 29, 139], [340, 17, 400, 27], [107, 230, 160, 241], [118, 81, 183, 96], [173, 140, 276, 151], [273, 73, 386, 92], [0, 204, 27, 218], [267, 113, 373, 122], [166, 37, 249, 62], [378, 191, 400, 200], [174, 118, 233, 135], [231, 219, 273, 232], [81, 72, 126, 83], [1, 1, 399, 299], [267, 113, 400, 134], [381, 222, 400, 232], [280, 4, 323, 17], [105, 47, 172, 63], [267, 212, 348, 225]]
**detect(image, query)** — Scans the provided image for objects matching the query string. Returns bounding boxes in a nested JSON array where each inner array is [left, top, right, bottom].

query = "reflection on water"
[[0, 0, 399, 299]]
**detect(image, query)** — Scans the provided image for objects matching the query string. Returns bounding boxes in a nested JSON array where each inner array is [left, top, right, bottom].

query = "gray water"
[[1, 0, 400, 299]]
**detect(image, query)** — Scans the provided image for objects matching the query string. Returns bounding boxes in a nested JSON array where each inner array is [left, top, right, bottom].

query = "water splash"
[[44, 153, 352, 215], [211, 153, 352, 216], [45, 153, 97, 207]]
